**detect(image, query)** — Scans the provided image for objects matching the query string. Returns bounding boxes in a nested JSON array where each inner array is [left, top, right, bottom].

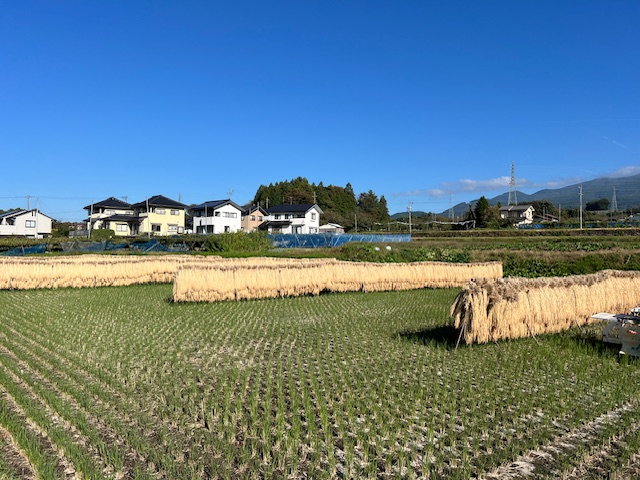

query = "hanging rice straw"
[[451, 270, 640, 344]]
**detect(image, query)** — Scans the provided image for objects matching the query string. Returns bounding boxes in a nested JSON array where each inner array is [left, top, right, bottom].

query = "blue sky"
[[1, 1, 638, 221]]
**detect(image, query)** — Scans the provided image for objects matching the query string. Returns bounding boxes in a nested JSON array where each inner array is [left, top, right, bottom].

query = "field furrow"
[[0, 322, 209, 478], [482, 398, 640, 479], [0, 425, 36, 480], [0, 385, 74, 479], [0, 284, 637, 478]]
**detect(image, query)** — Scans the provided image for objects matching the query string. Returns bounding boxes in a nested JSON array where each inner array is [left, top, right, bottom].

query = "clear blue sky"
[[1, 1, 638, 221]]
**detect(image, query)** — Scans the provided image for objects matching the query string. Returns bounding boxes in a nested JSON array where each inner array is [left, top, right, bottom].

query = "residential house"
[[241, 204, 268, 232], [191, 199, 243, 234], [131, 195, 187, 236], [499, 205, 535, 226], [260, 203, 323, 234], [0, 209, 54, 238], [85, 195, 186, 236], [84, 197, 135, 236]]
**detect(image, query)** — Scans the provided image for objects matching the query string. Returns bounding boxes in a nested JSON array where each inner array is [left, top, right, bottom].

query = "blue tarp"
[[2, 244, 47, 256], [268, 233, 412, 248]]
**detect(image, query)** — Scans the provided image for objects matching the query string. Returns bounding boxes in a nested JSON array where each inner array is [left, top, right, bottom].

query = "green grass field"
[[1, 285, 640, 479]]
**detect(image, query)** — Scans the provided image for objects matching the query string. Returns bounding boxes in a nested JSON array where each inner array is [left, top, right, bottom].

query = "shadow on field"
[[397, 325, 460, 349]]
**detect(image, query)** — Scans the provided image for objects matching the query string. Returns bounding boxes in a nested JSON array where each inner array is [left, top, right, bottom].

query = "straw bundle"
[[172, 260, 502, 302], [0, 255, 222, 290], [0, 255, 340, 290], [451, 270, 640, 344]]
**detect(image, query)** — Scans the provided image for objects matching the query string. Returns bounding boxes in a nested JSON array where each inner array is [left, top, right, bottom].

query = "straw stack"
[[451, 270, 640, 344], [0, 255, 217, 290], [172, 260, 503, 302]]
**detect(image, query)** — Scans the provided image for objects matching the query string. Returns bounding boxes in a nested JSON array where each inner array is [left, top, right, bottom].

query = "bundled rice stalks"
[[451, 270, 640, 344], [0, 255, 339, 290], [172, 260, 502, 302], [0, 255, 217, 290]]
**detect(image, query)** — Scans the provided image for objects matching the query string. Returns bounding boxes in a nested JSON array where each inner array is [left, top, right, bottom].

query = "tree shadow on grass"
[[397, 325, 461, 349]]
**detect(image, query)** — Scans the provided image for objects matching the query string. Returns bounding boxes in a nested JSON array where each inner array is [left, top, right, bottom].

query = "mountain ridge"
[[392, 174, 640, 218]]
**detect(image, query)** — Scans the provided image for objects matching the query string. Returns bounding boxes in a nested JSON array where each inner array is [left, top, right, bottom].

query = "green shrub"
[[204, 231, 272, 253], [90, 229, 115, 241]]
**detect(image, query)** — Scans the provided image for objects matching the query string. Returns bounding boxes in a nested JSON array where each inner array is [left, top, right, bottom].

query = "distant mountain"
[[392, 174, 640, 218]]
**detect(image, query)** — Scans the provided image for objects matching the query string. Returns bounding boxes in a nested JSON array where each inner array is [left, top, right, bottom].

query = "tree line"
[[252, 177, 389, 231]]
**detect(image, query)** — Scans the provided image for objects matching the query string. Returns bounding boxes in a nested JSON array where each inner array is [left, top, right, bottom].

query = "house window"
[[106, 209, 115, 215], [116, 224, 127, 232], [224, 226, 230, 232], [170, 209, 180, 215], [223, 212, 237, 218], [250, 215, 256, 221], [214, 212, 220, 217], [151, 224, 161, 232], [155, 208, 166, 215], [274, 214, 281, 219], [311, 213, 316, 221], [25, 220, 36, 228], [258, 216, 263, 221], [168, 224, 178, 232], [285, 214, 290, 219]]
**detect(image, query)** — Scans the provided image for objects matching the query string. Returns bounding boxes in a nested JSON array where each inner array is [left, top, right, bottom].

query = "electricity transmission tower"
[[508, 161, 517, 206], [611, 186, 618, 212]]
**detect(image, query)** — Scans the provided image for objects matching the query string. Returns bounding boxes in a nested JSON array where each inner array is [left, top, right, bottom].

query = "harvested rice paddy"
[[1, 284, 639, 479]]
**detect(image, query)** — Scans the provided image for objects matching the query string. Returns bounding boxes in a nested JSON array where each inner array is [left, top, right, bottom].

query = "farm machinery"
[[592, 307, 640, 357]]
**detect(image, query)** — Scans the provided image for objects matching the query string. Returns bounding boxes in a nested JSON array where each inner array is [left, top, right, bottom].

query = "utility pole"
[[579, 185, 583, 229], [408, 201, 412, 235], [448, 193, 454, 221], [558, 204, 561, 223], [35, 197, 39, 239]]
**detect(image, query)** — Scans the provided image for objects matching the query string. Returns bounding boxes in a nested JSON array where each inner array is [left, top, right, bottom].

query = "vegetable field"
[[1, 285, 640, 479]]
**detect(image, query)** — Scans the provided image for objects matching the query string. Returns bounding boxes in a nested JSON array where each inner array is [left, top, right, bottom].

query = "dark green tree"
[[473, 196, 491, 227], [586, 198, 610, 211]]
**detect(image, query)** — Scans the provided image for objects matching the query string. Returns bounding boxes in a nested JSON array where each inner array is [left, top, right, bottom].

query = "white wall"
[[194, 204, 243, 234], [0, 211, 52, 238]]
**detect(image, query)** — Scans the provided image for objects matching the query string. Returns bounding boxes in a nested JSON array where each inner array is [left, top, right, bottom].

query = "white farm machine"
[[592, 307, 640, 357]]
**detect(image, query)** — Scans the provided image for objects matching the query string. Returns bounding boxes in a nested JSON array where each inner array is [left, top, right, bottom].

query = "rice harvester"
[[592, 307, 640, 357]]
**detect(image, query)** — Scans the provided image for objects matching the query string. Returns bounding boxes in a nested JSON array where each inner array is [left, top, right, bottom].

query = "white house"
[[191, 199, 244, 234], [319, 223, 345, 234], [260, 203, 323, 234], [499, 205, 535, 226], [0, 209, 54, 238]]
